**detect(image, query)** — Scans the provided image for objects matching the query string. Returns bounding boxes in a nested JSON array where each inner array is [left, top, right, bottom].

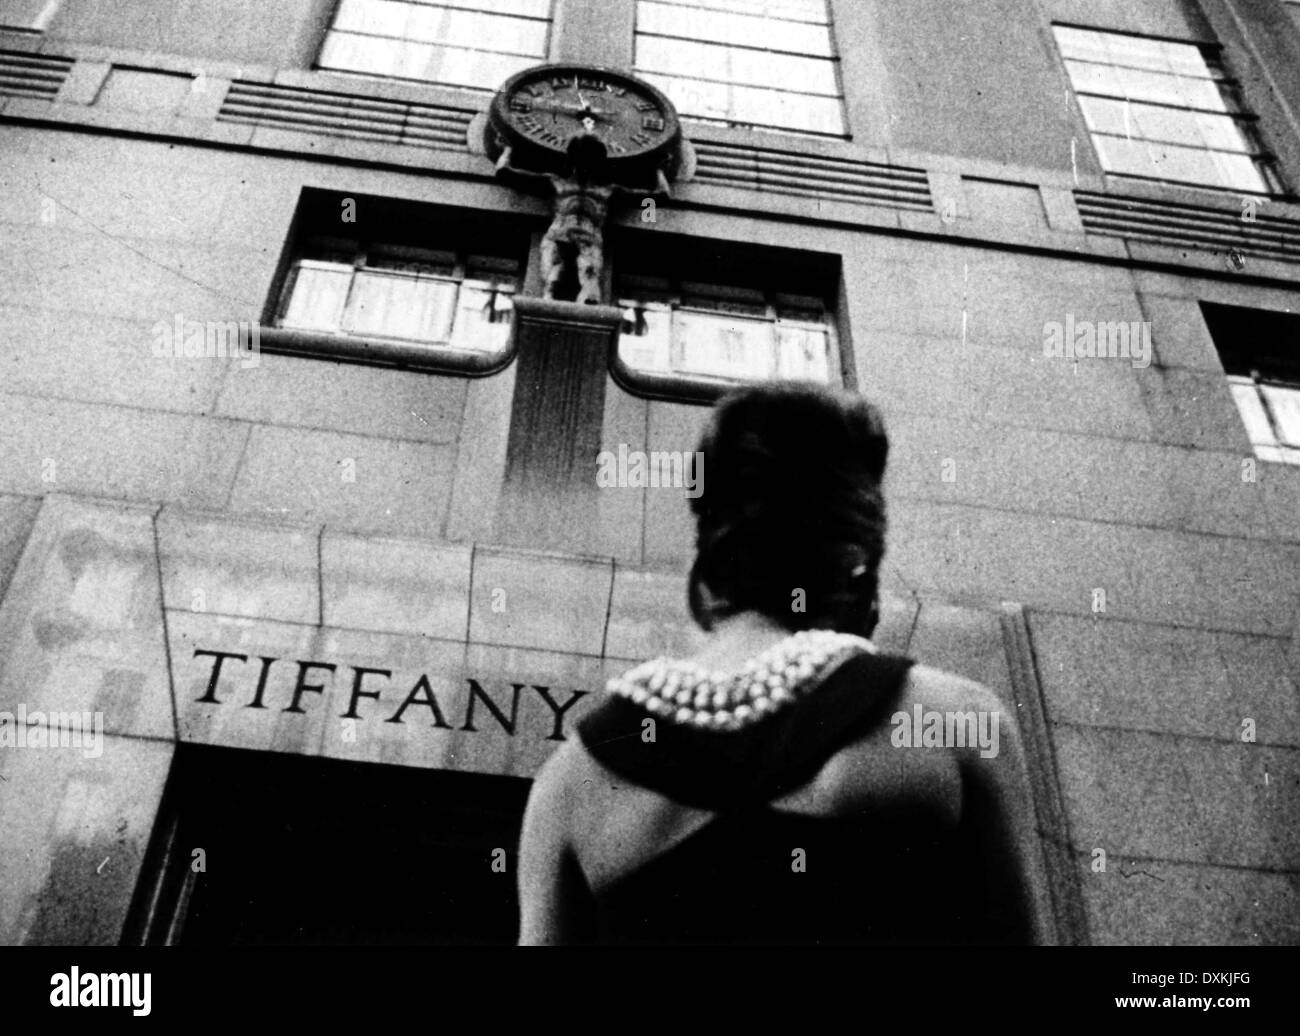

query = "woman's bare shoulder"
[[892, 663, 1031, 794], [532, 731, 718, 890], [524, 735, 603, 838], [898, 663, 1004, 715], [781, 662, 1009, 816], [530, 734, 602, 803], [530, 734, 660, 821]]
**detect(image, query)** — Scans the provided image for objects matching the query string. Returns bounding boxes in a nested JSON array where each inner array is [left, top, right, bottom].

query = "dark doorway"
[[125, 744, 531, 946]]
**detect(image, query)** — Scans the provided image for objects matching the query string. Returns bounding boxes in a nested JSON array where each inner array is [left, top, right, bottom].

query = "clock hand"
[[529, 99, 607, 117], [573, 78, 613, 114]]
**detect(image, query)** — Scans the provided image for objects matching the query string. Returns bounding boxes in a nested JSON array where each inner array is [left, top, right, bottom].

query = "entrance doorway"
[[125, 744, 531, 945]]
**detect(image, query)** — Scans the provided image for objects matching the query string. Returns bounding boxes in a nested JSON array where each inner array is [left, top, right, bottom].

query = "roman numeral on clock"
[[630, 131, 653, 146]]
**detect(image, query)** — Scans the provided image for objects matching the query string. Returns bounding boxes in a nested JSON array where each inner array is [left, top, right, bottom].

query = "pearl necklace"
[[606, 629, 876, 733]]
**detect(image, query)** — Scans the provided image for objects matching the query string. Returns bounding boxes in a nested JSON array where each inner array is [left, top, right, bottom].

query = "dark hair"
[[688, 382, 890, 638]]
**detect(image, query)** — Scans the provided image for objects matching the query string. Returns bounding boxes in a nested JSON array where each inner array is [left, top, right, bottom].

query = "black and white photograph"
[[0, 0, 1296, 1017]]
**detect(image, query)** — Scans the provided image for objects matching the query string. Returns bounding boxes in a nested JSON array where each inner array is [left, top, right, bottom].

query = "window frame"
[[611, 274, 844, 404], [1200, 300, 1300, 466], [1052, 22, 1288, 199], [314, 0, 556, 94], [260, 192, 531, 376], [1227, 372, 1300, 464], [631, 0, 849, 140]]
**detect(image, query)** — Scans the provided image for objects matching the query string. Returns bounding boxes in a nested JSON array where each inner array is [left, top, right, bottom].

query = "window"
[[1228, 376, 1300, 463], [610, 232, 843, 400], [1054, 25, 1283, 195], [618, 277, 834, 383], [633, 0, 846, 136], [278, 241, 518, 351], [265, 191, 527, 372], [1201, 302, 1300, 465], [0, 0, 58, 31], [318, 0, 551, 92]]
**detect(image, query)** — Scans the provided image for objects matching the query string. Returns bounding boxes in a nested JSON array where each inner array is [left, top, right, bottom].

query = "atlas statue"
[[483, 65, 687, 305]]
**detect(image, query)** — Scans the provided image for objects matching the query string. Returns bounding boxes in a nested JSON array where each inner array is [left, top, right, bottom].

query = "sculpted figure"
[[495, 132, 670, 305]]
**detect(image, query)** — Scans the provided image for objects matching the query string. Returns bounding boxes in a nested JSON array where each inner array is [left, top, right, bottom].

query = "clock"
[[488, 63, 682, 178]]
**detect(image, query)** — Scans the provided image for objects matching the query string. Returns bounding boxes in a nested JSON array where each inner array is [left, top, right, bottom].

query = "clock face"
[[491, 64, 680, 166]]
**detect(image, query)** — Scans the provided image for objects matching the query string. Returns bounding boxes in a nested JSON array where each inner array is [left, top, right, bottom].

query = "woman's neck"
[[688, 611, 797, 673]]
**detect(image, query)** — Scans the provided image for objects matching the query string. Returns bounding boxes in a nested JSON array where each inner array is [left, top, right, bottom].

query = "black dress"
[[575, 649, 1028, 944]]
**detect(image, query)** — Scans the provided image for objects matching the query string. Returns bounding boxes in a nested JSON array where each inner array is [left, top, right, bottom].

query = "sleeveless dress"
[[575, 649, 1028, 944]]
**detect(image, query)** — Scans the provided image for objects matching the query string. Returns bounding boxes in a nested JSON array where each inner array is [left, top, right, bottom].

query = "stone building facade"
[[0, 0, 1297, 944]]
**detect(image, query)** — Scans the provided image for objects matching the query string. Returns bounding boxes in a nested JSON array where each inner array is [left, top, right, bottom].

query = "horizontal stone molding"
[[218, 78, 475, 151], [1076, 191, 1300, 266], [0, 48, 72, 101], [4, 52, 1300, 285], [691, 138, 933, 212]]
